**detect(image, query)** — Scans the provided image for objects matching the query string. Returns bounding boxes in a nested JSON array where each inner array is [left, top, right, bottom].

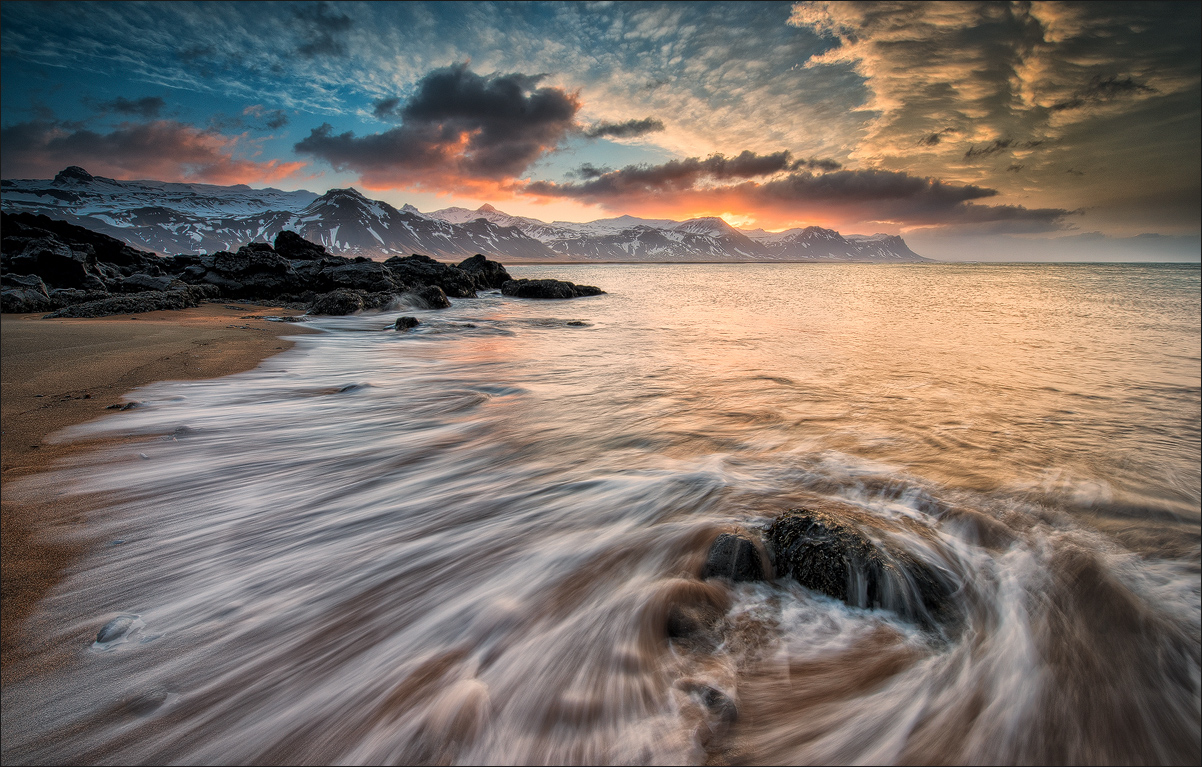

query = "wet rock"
[[95, 614, 141, 645], [457, 254, 512, 290], [766, 507, 956, 627], [700, 532, 767, 582], [384, 254, 477, 298], [394, 316, 420, 331], [410, 284, 452, 309], [310, 289, 364, 315], [43, 289, 202, 318], [273, 229, 329, 260], [501, 278, 605, 299]]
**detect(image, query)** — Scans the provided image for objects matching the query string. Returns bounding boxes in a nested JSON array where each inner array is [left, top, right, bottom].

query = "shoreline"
[[0, 303, 317, 678]]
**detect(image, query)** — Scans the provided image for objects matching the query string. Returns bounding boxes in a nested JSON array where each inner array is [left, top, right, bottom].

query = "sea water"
[[2, 263, 1199, 764]]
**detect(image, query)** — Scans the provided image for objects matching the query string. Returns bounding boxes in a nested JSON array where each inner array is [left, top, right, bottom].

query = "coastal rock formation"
[[500, 278, 605, 299], [700, 532, 769, 582], [394, 316, 420, 331], [766, 507, 957, 627], [0, 211, 592, 317], [457, 254, 512, 290]]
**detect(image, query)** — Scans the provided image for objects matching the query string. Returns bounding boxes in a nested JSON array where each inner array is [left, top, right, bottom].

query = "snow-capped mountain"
[[1, 168, 928, 262]]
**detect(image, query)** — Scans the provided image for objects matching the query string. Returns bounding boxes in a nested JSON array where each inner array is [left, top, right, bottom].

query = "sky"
[[2, 1, 1199, 261]]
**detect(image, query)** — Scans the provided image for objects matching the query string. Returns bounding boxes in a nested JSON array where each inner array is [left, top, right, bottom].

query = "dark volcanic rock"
[[394, 316, 420, 331], [457, 254, 512, 290], [701, 532, 767, 582], [319, 260, 402, 293], [310, 289, 365, 315], [117, 273, 186, 293], [1, 273, 55, 313], [409, 284, 451, 309], [501, 278, 604, 299], [273, 229, 329, 260], [44, 289, 202, 318], [766, 507, 956, 627], [383, 254, 476, 298]]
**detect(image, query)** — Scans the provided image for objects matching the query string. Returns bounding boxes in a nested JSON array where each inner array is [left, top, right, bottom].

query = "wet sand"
[[0, 303, 316, 678]]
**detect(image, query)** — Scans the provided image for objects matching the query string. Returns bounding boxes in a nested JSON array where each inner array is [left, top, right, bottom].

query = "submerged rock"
[[700, 532, 768, 582], [766, 507, 956, 627], [94, 614, 141, 646], [501, 278, 605, 299], [394, 316, 420, 331]]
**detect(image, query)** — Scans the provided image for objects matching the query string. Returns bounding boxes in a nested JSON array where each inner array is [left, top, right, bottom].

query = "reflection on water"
[[2, 263, 1199, 764]]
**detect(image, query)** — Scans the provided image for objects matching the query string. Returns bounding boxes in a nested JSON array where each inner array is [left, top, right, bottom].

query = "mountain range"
[[1, 167, 929, 263]]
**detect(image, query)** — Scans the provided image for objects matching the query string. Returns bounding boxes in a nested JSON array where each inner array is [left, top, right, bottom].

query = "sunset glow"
[[1, 1, 1198, 259]]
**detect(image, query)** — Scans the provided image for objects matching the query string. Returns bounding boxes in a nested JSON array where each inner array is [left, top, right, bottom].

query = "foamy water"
[[3, 263, 1199, 764]]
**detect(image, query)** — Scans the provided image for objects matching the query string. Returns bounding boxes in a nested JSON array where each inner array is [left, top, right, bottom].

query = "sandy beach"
[[0, 303, 315, 679]]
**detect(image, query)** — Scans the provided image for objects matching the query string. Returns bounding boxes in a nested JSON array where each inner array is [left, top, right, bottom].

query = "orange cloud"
[[0, 119, 305, 185]]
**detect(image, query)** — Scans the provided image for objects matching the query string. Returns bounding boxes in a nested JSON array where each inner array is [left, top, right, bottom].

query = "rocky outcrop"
[[500, 278, 605, 299], [457, 254, 512, 290], [384, 254, 477, 298], [44, 288, 208, 318], [765, 508, 957, 628], [2, 214, 603, 317], [394, 316, 420, 331], [700, 532, 769, 582]]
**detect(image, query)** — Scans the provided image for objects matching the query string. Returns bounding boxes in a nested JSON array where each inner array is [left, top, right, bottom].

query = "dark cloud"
[[790, 157, 843, 171], [95, 96, 165, 118], [372, 97, 401, 121], [264, 110, 288, 130], [295, 63, 581, 185], [525, 156, 1073, 232], [569, 163, 613, 179], [964, 138, 1043, 160], [583, 117, 665, 139], [1007, 164, 1024, 172], [1051, 75, 1157, 111], [206, 106, 289, 133], [919, 128, 958, 147], [293, 1, 353, 58], [0, 119, 302, 184]]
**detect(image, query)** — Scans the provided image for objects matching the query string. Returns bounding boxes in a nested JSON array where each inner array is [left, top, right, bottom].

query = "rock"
[[95, 614, 141, 645], [766, 507, 956, 627], [118, 273, 185, 293], [319, 260, 402, 293], [43, 289, 202, 318], [700, 532, 767, 582], [501, 278, 605, 299], [383, 254, 477, 298], [457, 254, 512, 290], [1, 273, 55, 313], [410, 284, 451, 309], [273, 229, 329, 260], [310, 289, 365, 315], [394, 316, 420, 331]]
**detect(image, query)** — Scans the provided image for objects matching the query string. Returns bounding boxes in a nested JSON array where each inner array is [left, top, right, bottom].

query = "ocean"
[[3, 262, 1199, 764]]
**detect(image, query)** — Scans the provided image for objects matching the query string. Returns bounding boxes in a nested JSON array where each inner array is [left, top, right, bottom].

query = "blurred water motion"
[[2, 263, 1199, 764]]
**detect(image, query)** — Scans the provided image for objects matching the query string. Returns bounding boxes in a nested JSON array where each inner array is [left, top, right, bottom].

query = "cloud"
[[293, 2, 354, 58], [95, 96, 165, 119], [1050, 75, 1157, 111], [243, 104, 289, 130], [964, 138, 1043, 160], [525, 153, 1072, 232], [295, 63, 582, 188], [583, 117, 665, 138], [372, 97, 402, 121], [0, 119, 304, 184]]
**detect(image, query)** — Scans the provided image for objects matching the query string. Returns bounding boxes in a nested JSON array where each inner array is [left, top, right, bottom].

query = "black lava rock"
[[501, 278, 605, 299], [410, 284, 451, 309], [384, 254, 476, 298], [394, 316, 420, 331], [310, 289, 365, 315], [700, 532, 767, 582], [273, 229, 329, 260], [43, 289, 203, 318], [766, 508, 956, 628], [457, 254, 512, 290]]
